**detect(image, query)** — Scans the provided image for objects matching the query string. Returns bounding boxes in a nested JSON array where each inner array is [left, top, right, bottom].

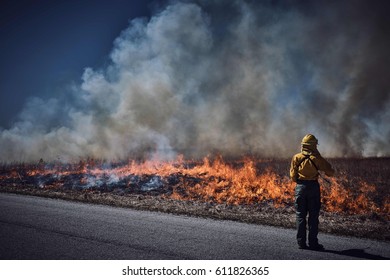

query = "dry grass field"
[[1, 156, 389, 240]]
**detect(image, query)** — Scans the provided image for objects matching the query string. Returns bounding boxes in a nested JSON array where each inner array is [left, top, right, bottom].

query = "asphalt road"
[[0, 193, 389, 260]]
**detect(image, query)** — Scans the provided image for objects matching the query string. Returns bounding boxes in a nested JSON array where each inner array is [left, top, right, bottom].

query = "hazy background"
[[1, 0, 389, 162]]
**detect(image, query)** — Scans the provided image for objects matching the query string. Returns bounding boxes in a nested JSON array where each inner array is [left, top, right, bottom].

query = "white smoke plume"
[[1, 0, 389, 162]]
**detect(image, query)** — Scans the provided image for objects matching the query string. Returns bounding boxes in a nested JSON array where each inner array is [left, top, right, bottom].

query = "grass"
[[0, 157, 389, 241]]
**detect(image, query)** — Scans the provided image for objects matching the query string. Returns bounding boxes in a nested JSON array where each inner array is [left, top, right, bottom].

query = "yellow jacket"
[[290, 146, 335, 182]]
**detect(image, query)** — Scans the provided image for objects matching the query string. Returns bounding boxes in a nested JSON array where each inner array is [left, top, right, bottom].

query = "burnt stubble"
[[0, 157, 389, 240]]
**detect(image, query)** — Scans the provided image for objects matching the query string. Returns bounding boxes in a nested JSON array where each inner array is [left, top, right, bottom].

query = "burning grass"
[[0, 156, 389, 240]]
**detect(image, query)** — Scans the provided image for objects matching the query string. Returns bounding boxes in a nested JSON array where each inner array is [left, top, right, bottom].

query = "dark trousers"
[[294, 180, 321, 246]]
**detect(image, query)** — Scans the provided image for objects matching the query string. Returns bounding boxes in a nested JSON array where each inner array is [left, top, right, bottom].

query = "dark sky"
[[0, 0, 389, 160], [0, 0, 160, 128]]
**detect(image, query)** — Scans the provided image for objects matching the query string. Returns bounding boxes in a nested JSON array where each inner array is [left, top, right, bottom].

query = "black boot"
[[309, 243, 324, 251], [298, 243, 308, 249]]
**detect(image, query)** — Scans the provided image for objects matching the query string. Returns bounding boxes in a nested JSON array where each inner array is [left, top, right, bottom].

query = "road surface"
[[0, 193, 389, 259]]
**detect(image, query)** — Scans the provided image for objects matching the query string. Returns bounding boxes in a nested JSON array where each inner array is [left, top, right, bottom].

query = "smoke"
[[1, 0, 389, 162]]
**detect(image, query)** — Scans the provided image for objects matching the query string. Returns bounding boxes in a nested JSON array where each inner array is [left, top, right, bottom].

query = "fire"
[[321, 176, 380, 214], [169, 157, 294, 206], [0, 156, 388, 216]]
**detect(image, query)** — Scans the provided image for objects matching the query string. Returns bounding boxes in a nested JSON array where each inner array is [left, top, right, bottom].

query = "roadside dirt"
[[1, 185, 388, 241]]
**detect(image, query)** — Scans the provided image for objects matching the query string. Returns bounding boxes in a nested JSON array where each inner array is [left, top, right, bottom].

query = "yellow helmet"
[[301, 134, 318, 145]]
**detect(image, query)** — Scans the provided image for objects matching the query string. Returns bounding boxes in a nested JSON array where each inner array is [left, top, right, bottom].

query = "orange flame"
[[1, 156, 388, 216]]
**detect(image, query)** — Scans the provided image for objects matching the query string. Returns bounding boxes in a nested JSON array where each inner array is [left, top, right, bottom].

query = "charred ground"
[[0, 157, 389, 241]]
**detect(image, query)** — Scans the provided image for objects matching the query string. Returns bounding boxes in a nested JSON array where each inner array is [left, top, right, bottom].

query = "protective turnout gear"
[[290, 134, 334, 182], [290, 134, 334, 250], [301, 134, 318, 146], [295, 181, 321, 249]]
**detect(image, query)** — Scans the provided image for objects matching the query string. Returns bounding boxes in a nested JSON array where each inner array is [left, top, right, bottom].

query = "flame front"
[[0, 156, 388, 216]]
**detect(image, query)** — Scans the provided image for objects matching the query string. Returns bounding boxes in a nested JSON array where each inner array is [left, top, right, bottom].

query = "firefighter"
[[290, 134, 334, 250]]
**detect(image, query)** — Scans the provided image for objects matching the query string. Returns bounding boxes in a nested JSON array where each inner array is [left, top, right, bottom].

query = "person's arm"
[[316, 156, 335, 177], [290, 155, 298, 182]]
